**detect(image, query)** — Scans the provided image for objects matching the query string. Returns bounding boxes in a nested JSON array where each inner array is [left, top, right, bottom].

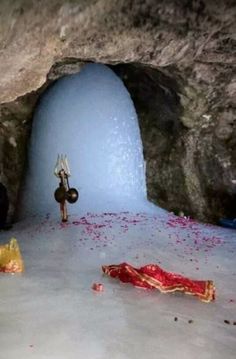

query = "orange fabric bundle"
[[102, 263, 215, 303], [0, 238, 24, 273]]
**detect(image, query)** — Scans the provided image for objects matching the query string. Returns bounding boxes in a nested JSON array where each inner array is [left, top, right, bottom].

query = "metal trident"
[[54, 154, 78, 222], [54, 154, 71, 177]]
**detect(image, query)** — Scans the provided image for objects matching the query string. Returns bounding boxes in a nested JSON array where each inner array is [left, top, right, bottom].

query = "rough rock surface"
[[0, 0, 235, 222]]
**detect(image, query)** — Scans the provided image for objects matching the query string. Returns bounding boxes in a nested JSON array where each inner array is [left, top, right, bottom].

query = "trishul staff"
[[54, 155, 79, 222]]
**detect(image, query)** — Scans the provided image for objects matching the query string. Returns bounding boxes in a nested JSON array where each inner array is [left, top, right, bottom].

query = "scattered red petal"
[[92, 283, 104, 292]]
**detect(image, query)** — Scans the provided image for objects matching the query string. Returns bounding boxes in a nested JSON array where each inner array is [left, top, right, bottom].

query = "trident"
[[54, 155, 79, 222]]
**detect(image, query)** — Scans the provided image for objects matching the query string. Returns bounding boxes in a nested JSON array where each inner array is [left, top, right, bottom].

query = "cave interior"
[[0, 2, 236, 357]]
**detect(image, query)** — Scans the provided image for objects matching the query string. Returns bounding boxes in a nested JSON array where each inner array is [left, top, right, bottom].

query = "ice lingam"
[[20, 63, 153, 218]]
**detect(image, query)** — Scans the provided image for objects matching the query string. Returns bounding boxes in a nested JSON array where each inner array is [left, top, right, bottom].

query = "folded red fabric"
[[102, 263, 215, 303]]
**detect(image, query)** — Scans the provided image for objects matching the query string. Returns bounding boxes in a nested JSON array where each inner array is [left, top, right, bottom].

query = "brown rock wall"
[[0, 0, 235, 222]]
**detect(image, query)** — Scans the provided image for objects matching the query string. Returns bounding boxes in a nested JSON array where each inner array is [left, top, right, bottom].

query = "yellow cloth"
[[0, 238, 24, 273]]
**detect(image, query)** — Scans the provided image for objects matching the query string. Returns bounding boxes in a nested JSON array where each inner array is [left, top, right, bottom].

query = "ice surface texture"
[[21, 64, 149, 216]]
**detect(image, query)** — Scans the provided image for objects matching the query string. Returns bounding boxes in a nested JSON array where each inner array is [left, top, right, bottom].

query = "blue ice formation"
[[21, 63, 149, 216]]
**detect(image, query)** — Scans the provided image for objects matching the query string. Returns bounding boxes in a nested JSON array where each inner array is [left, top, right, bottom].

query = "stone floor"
[[0, 210, 236, 359]]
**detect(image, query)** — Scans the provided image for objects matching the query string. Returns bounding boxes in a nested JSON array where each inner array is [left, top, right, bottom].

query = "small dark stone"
[[174, 317, 178, 321], [188, 319, 193, 324], [224, 320, 230, 325], [233, 321, 236, 325]]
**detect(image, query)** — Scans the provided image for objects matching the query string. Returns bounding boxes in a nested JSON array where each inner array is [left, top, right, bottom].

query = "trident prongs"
[[54, 154, 60, 177], [62, 155, 71, 177], [54, 154, 71, 177]]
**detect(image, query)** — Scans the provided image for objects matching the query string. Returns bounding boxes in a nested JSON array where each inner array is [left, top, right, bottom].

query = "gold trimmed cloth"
[[102, 263, 215, 303]]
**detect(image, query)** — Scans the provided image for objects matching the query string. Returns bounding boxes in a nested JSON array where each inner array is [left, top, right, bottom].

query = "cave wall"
[[0, 0, 235, 222], [113, 63, 236, 222]]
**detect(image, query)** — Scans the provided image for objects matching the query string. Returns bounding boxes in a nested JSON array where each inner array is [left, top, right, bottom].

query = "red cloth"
[[102, 263, 215, 303]]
